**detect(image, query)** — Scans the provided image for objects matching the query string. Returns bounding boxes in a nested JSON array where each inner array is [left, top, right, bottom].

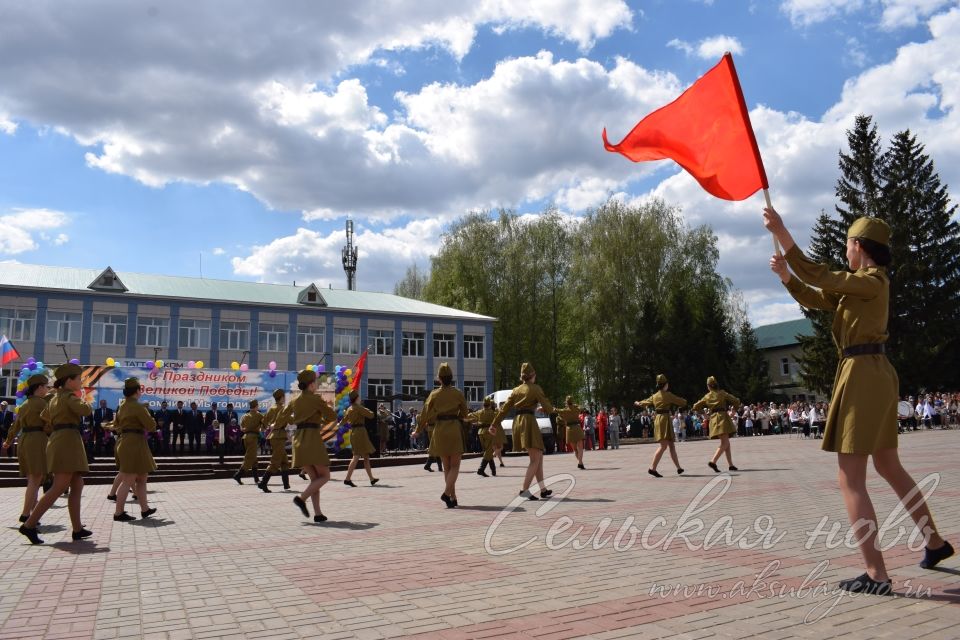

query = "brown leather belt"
[[437, 414, 461, 421], [53, 424, 80, 431], [515, 409, 534, 415], [121, 429, 144, 435], [22, 427, 45, 433], [842, 343, 885, 358], [297, 423, 321, 430], [655, 410, 671, 415]]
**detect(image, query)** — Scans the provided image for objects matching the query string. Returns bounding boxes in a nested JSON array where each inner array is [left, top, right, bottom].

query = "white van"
[[485, 389, 556, 453]]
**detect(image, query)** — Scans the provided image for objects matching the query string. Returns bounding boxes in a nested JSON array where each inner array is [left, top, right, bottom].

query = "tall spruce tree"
[[880, 130, 960, 390]]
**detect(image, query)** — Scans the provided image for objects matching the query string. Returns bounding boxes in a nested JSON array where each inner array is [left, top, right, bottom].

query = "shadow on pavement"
[[50, 541, 111, 554], [303, 521, 378, 530]]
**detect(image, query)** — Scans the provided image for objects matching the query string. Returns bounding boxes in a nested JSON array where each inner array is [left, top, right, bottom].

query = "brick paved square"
[[2, 432, 958, 639]]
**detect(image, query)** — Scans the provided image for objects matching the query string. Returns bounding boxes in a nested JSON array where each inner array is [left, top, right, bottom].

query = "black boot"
[[489, 460, 497, 477], [437, 457, 443, 472], [258, 472, 272, 493], [233, 469, 244, 485], [281, 471, 291, 490], [477, 460, 488, 477], [252, 469, 261, 485]]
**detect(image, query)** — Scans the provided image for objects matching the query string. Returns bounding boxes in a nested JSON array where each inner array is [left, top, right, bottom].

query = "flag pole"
[[763, 188, 781, 256]]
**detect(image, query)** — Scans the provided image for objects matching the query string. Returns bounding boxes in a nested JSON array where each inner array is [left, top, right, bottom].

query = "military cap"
[[521, 362, 536, 377], [272, 389, 285, 401], [249, 399, 259, 409], [565, 395, 574, 406], [437, 362, 453, 378], [349, 389, 359, 401], [483, 398, 493, 409], [123, 377, 142, 391], [707, 375, 718, 387], [55, 363, 82, 381], [656, 373, 668, 386], [27, 374, 49, 386], [848, 216, 890, 247], [297, 369, 317, 385]]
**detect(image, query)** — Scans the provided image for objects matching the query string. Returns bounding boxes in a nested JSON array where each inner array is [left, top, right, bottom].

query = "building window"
[[370, 329, 394, 356], [297, 326, 324, 353], [463, 380, 486, 403], [136, 317, 170, 347], [258, 323, 288, 352], [46, 311, 82, 343], [0, 309, 36, 342], [367, 378, 393, 399], [179, 318, 211, 349], [333, 327, 360, 355], [433, 332, 455, 359], [402, 379, 425, 398], [219, 321, 250, 351], [401, 331, 425, 357], [92, 314, 127, 346], [0, 367, 18, 397], [463, 334, 484, 359], [780, 357, 790, 376]]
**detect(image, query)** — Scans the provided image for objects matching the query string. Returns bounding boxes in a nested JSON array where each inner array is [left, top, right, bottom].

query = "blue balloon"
[[69, 358, 80, 365], [27, 362, 37, 371], [26, 357, 36, 365]]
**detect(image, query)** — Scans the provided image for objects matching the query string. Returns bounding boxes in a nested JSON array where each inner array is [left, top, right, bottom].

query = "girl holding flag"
[[764, 207, 954, 593]]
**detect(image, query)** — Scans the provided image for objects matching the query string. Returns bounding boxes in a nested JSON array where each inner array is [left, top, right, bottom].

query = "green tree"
[[393, 263, 430, 300]]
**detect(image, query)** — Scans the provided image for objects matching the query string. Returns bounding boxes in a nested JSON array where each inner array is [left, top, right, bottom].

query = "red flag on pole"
[[602, 53, 768, 201], [348, 351, 367, 392]]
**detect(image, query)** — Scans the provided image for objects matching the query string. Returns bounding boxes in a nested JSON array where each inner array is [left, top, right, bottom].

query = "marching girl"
[[416, 363, 469, 507], [19, 363, 93, 544], [692, 376, 741, 472], [557, 396, 585, 469], [764, 207, 954, 593], [111, 378, 158, 521], [233, 400, 264, 485], [259, 389, 293, 492], [467, 398, 497, 477], [634, 374, 687, 478], [2, 374, 51, 524], [290, 368, 337, 522], [341, 390, 378, 487], [492, 362, 555, 501]]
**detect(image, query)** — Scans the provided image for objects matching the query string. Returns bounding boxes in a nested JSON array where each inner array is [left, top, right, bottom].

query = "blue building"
[[0, 264, 495, 405]]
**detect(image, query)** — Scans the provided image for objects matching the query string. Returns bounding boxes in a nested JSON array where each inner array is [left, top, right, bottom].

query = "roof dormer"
[[87, 267, 128, 292], [297, 283, 326, 306]]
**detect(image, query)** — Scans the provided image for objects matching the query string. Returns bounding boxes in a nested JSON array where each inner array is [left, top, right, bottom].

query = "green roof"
[[754, 318, 814, 349], [0, 263, 495, 322]]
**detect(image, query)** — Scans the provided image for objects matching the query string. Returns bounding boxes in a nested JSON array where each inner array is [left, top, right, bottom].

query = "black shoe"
[[519, 490, 539, 501], [71, 528, 93, 540], [499, 462, 505, 468], [252, 472, 261, 485], [113, 512, 135, 522], [441, 493, 452, 507], [258, 472, 273, 493], [370, 478, 379, 486], [920, 541, 954, 569], [18, 514, 28, 523], [141, 508, 157, 519], [424, 464, 434, 472], [728, 465, 739, 471], [233, 470, 243, 485], [577, 463, 585, 470], [477, 465, 488, 478], [451, 499, 458, 508], [19, 525, 43, 544], [838, 573, 892, 595], [344, 479, 356, 487], [648, 469, 662, 478], [281, 471, 291, 490], [314, 513, 328, 523], [540, 489, 553, 499], [489, 463, 497, 477], [677, 468, 684, 475], [298, 472, 307, 480], [106, 494, 118, 502], [708, 461, 720, 473], [293, 496, 309, 518]]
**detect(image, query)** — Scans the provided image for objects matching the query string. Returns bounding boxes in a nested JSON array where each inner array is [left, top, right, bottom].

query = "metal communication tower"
[[342, 219, 358, 290]]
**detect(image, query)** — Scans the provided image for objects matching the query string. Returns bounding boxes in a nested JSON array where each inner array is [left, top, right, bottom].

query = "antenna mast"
[[342, 218, 358, 290]]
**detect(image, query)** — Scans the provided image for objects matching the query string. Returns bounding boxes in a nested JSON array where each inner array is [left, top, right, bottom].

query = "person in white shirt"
[[608, 407, 623, 449]]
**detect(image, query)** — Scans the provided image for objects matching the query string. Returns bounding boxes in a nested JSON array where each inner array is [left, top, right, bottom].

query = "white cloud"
[[212, 247, 226, 256], [0, 208, 70, 254], [231, 218, 445, 292], [0, 113, 15, 135], [781, 0, 957, 28], [668, 35, 744, 60], [879, 0, 957, 29], [781, 0, 867, 25]]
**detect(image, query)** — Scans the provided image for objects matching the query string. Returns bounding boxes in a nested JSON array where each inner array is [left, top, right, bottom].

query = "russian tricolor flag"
[[0, 335, 20, 367]]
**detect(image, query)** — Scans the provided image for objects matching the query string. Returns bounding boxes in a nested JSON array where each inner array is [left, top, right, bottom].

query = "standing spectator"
[[640, 410, 652, 439], [608, 407, 622, 449], [596, 408, 608, 450], [92, 399, 113, 456], [204, 402, 221, 453], [185, 401, 203, 453], [170, 400, 187, 454], [684, 411, 694, 440], [152, 401, 168, 455], [744, 411, 754, 437], [583, 410, 596, 450], [672, 412, 682, 442]]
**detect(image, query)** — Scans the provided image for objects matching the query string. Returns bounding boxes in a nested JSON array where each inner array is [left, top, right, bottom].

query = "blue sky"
[[1, 0, 958, 325]]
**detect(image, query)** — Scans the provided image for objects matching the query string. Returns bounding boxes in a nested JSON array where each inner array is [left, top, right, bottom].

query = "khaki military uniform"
[[692, 391, 740, 439], [342, 403, 375, 456], [557, 405, 583, 445], [4, 396, 50, 476], [783, 244, 897, 454], [468, 407, 497, 461], [114, 399, 158, 474], [265, 404, 292, 472], [494, 384, 554, 452], [240, 410, 264, 471], [291, 392, 337, 468], [418, 386, 469, 457], [636, 391, 687, 442], [41, 390, 92, 473]]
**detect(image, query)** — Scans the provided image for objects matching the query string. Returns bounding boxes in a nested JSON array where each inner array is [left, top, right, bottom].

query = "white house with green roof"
[[753, 317, 822, 402], [0, 263, 495, 404]]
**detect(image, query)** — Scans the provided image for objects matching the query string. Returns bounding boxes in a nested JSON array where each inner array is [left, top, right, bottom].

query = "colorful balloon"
[[187, 360, 195, 369], [145, 361, 155, 370], [240, 363, 249, 372], [230, 361, 239, 370], [106, 357, 116, 367], [268, 370, 277, 378], [69, 358, 80, 365], [195, 361, 204, 369], [268, 361, 277, 370]]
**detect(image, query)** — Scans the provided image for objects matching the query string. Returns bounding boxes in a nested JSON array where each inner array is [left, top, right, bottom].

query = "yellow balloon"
[[156, 360, 164, 368], [230, 361, 239, 370], [106, 357, 116, 367], [345, 368, 352, 376], [196, 361, 204, 369]]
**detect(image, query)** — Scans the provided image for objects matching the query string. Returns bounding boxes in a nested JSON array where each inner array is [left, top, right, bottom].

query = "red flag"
[[602, 53, 768, 201], [348, 351, 367, 392]]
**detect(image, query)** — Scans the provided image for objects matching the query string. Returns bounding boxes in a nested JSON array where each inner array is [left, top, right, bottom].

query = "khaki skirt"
[[292, 427, 330, 467], [47, 428, 89, 474], [491, 424, 506, 447], [566, 424, 584, 444], [350, 426, 374, 456], [17, 430, 48, 476], [708, 414, 736, 439], [115, 433, 158, 474], [515, 414, 544, 451], [823, 354, 898, 454], [652, 415, 674, 442], [428, 420, 463, 457]]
